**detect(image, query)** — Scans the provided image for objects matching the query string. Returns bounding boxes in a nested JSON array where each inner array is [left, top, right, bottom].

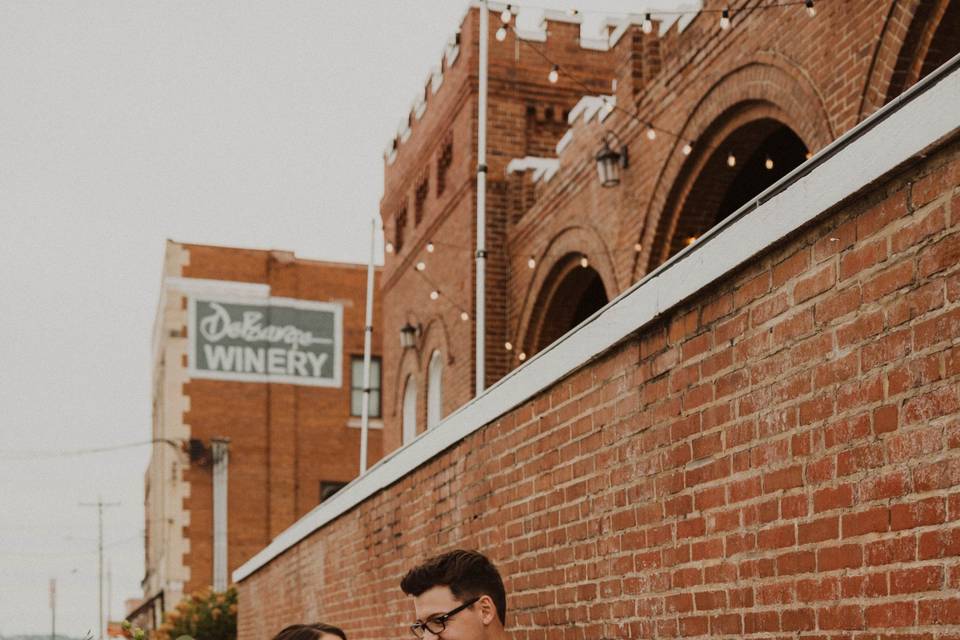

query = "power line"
[[0, 438, 184, 461]]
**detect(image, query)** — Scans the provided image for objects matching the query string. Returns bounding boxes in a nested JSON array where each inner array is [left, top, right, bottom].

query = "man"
[[401, 549, 509, 640], [271, 622, 347, 640]]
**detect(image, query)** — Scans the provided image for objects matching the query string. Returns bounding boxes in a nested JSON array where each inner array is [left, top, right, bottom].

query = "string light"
[[430, 290, 440, 300], [634, 243, 643, 252], [518, 352, 527, 361], [764, 157, 774, 170], [496, 26, 507, 41], [416, 261, 426, 271], [548, 65, 559, 84], [580, 255, 589, 268], [805, 151, 813, 160], [642, 13, 653, 34], [686, 236, 699, 245], [682, 143, 693, 156], [726, 152, 736, 167], [426, 241, 435, 253], [500, 4, 512, 23], [720, 8, 731, 29], [527, 256, 536, 269], [805, 0, 816, 16], [460, 311, 469, 321], [385, 242, 395, 254], [504, 341, 513, 351], [646, 125, 657, 141]]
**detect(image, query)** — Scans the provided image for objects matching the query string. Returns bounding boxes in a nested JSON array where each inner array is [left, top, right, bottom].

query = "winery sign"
[[188, 296, 342, 387]]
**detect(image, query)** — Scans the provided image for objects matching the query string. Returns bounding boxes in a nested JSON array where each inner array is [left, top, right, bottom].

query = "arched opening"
[[658, 117, 808, 264], [402, 375, 417, 444], [885, 0, 960, 104], [426, 350, 443, 429], [527, 254, 609, 354]]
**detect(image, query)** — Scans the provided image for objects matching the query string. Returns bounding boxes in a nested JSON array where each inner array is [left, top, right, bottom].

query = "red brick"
[[818, 604, 865, 630], [814, 484, 854, 512], [892, 203, 947, 254], [864, 536, 917, 566], [763, 465, 804, 493], [890, 565, 943, 594], [841, 507, 890, 538], [863, 261, 915, 303], [798, 516, 840, 544], [777, 549, 817, 575], [903, 386, 960, 425], [840, 239, 888, 281], [918, 598, 960, 625], [864, 601, 916, 628], [815, 285, 862, 324], [818, 543, 863, 571], [837, 310, 884, 348], [795, 263, 837, 302], [773, 249, 811, 287], [919, 232, 960, 277]]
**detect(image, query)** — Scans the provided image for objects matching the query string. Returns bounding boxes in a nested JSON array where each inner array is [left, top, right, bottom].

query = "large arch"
[[514, 225, 617, 359], [521, 253, 610, 357], [860, 0, 960, 119], [635, 58, 834, 278]]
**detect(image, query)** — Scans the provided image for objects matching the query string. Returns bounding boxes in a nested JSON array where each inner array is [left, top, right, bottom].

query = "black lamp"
[[596, 132, 629, 187], [400, 322, 419, 349]]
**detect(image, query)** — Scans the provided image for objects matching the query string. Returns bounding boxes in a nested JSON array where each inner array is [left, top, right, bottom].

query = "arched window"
[[402, 375, 417, 444], [427, 350, 443, 429]]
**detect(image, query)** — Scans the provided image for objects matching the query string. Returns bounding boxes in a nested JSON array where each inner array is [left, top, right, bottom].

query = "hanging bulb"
[[430, 290, 440, 300], [580, 255, 589, 268], [460, 311, 469, 321], [518, 352, 527, 362], [764, 157, 774, 170], [548, 65, 559, 84], [527, 256, 536, 269], [646, 125, 657, 141], [805, 0, 816, 16], [426, 241, 435, 253], [416, 261, 426, 271], [634, 242, 643, 252], [726, 152, 736, 167], [686, 236, 699, 246], [385, 242, 395, 254], [682, 142, 693, 156], [500, 5, 512, 24], [805, 151, 813, 160], [642, 13, 653, 34], [720, 8, 731, 30], [504, 341, 513, 351], [495, 26, 507, 41]]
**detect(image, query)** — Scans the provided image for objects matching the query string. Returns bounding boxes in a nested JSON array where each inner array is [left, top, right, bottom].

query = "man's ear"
[[477, 595, 498, 625]]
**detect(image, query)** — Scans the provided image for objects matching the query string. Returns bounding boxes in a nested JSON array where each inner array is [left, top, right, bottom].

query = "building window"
[[437, 135, 453, 196], [414, 177, 429, 225], [402, 375, 417, 444], [427, 350, 443, 429], [350, 356, 381, 418], [320, 481, 347, 503], [395, 206, 407, 253]]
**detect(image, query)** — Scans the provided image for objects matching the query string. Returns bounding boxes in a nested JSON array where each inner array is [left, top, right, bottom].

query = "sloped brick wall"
[[238, 137, 960, 640]]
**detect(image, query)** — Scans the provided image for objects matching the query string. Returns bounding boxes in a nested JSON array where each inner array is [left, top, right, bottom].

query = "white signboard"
[[187, 296, 342, 387]]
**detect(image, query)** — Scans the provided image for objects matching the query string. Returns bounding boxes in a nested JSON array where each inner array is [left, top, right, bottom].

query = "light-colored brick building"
[[139, 241, 383, 627]]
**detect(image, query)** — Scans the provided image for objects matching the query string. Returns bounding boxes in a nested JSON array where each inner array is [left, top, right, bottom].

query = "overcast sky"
[[0, 1, 660, 635]]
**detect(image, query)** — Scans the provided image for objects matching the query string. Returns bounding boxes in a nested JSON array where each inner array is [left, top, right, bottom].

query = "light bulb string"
[[412, 264, 472, 319], [494, 0, 813, 19]]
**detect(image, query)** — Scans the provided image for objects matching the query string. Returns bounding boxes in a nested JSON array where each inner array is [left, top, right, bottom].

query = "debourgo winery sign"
[[188, 297, 342, 387]]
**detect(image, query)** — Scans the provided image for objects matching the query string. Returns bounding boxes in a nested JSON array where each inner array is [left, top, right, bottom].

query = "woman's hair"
[[271, 623, 347, 640]]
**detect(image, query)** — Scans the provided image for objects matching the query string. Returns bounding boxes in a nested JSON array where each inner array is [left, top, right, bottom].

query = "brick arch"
[[417, 316, 454, 430], [860, 0, 959, 119], [634, 58, 834, 279], [515, 226, 616, 358], [388, 333, 423, 427]]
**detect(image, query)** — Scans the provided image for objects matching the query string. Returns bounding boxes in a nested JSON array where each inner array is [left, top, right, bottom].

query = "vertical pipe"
[[212, 439, 229, 592], [359, 218, 376, 474], [476, 0, 489, 395]]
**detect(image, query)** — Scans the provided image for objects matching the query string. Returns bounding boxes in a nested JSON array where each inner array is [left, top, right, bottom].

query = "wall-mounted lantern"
[[596, 132, 629, 187], [399, 322, 421, 349]]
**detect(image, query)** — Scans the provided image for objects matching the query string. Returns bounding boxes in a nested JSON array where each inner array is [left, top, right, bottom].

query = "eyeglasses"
[[410, 597, 480, 638]]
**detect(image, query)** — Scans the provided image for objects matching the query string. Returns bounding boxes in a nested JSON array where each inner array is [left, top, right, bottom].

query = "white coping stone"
[[556, 129, 575, 155], [506, 156, 560, 183], [235, 58, 960, 585]]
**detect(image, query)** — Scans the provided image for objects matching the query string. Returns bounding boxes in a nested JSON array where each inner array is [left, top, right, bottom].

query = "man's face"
[[413, 586, 489, 640]]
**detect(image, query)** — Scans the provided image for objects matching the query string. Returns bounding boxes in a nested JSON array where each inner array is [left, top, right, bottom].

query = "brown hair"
[[271, 623, 347, 640], [400, 549, 507, 625]]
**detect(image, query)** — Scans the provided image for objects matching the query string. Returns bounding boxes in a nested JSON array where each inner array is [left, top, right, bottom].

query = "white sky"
[[0, 1, 660, 635]]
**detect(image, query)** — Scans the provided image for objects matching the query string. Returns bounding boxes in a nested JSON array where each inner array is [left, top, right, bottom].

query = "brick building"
[[138, 241, 383, 626], [232, 56, 960, 639], [378, 0, 959, 453], [229, 0, 960, 638]]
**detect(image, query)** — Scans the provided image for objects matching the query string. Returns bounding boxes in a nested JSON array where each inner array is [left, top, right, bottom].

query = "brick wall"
[[237, 111, 960, 638]]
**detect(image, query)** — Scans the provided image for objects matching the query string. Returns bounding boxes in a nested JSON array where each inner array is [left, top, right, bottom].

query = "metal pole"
[[211, 438, 230, 592], [359, 218, 376, 474], [80, 497, 119, 640], [475, 0, 489, 396], [50, 578, 56, 640]]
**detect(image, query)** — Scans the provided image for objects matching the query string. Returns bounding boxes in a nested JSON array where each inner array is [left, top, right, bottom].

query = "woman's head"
[[272, 623, 347, 640]]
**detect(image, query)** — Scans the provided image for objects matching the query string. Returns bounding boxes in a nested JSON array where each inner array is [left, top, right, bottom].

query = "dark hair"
[[400, 549, 507, 626], [272, 623, 347, 640]]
